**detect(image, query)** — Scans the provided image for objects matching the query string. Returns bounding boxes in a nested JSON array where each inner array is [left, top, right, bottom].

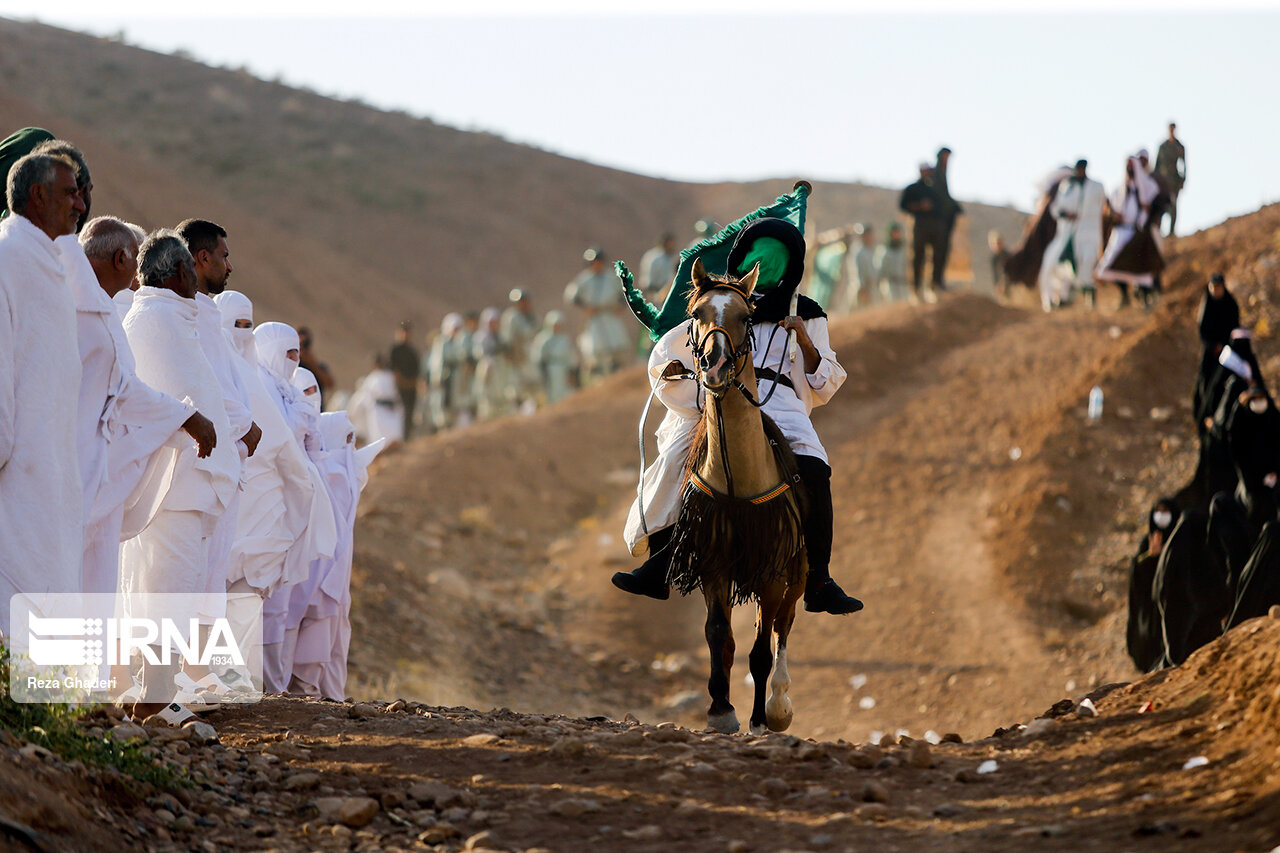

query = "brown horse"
[[666, 258, 808, 735]]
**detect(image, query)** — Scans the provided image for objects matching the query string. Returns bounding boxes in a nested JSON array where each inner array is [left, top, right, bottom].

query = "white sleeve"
[[803, 317, 845, 408], [650, 323, 700, 420]]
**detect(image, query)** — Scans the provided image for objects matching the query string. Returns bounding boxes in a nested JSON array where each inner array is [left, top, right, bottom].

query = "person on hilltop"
[[1154, 122, 1186, 237], [389, 321, 420, 440], [1039, 159, 1105, 311], [1096, 155, 1163, 308], [932, 146, 963, 284], [899, 163, 947, 303], [611, 217, 863, 616]]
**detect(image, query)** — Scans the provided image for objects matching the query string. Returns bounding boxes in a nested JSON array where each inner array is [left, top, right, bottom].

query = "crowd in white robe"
[[0, 138, 380, 723]]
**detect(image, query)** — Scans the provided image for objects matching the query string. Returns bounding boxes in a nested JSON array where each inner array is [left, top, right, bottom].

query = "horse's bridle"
[[686, 284, 791, 498], [688, 285, 786, 409]]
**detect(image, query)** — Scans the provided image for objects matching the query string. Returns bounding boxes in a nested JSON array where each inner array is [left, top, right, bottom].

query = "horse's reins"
[[636, 285, 797, 535]]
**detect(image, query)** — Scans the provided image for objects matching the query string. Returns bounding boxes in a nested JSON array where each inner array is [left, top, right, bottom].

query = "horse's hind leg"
[[766, 575, 804, 732], [748, 591, 780, 736], [704, 588, 739, 733]]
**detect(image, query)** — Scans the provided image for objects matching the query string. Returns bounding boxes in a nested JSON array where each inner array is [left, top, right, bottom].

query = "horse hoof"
[[749, 722, 768, 736], [707, 711, 740, 734], [765, 695, 793, 732]]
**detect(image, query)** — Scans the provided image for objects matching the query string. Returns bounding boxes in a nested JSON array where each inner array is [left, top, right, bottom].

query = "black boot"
[[611, 527, 672, 600], [795, 456, 864, 615]]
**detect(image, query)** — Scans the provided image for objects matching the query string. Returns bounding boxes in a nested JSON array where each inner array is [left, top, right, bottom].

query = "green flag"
[[617, 181, 810, 341]]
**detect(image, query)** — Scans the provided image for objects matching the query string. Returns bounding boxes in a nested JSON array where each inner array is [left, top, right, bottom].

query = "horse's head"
[[687, 257, 758, 398]]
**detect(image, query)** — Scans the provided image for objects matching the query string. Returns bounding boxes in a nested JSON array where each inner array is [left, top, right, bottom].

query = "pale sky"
[[4, 1, 1278, 232]]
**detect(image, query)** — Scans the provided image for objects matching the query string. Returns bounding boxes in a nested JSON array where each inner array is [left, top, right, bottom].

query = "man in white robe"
[[1038, 159, 1105, 312], [76, 216, 216, 595], [120, 232, 240, 712], [0, 152, 85, 638], [177, 219, 260, 629]]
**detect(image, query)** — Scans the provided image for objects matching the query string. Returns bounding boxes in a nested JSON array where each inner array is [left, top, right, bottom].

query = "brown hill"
[[0, 17, 1025, 384]]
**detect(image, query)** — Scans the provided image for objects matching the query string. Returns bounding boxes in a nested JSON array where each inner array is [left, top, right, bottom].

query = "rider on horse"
[[612, 217, 863, 616]]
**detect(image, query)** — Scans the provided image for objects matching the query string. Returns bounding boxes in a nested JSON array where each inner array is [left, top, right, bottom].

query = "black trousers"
[[795, 455, 833, 586], [398, 387, 417, 440], [911, 218, 949, 289]]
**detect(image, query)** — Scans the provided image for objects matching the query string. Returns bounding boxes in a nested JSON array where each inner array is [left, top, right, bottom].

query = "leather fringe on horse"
[[669, 416, 807, 605]]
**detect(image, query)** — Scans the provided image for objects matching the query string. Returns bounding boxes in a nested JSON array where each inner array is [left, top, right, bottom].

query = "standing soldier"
[[564, 248, 630, 382], [1155, 122, 1186, 236], [843, 223, 879, 312], [639, 233, 679, 299], [531, 310, 578, 404], [500, 289, 540, 413], [875, 221, 909, 303], [389, 321, 420, 440], [472, 307, 514, 420], [426, 313, 468, 431]]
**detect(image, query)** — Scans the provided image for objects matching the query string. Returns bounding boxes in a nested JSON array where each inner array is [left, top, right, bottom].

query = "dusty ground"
[[6, 114, 1280, 850]]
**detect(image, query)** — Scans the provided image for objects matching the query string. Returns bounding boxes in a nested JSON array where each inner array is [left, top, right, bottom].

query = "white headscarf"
[[213, 289, 255, 362], [254, 321, 316, 448], [255, 322, 300, 383], [292, 367, 322, 418]]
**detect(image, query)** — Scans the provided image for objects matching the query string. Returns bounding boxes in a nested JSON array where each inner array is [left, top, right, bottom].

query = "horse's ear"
[[738, 263, 759, 298], [691, 257, 710, 292]]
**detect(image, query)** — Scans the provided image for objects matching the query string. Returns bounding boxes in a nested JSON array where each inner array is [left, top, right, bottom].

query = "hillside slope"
[[345, 203, 1280, 744], [0, 17, 1025, 382]]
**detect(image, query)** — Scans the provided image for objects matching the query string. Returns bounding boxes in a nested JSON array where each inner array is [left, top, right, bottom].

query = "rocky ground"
[[5, 616, 1280, 852], [7, 207, 1280, 851]]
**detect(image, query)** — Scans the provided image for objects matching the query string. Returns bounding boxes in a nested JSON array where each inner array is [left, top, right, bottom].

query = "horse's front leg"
[[748, 590, 780, 736], [704, 586, 739, 733], [766, 559, 806, 732]]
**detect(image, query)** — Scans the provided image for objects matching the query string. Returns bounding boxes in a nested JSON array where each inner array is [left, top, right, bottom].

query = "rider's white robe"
[[622, 314, 845, 556]]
